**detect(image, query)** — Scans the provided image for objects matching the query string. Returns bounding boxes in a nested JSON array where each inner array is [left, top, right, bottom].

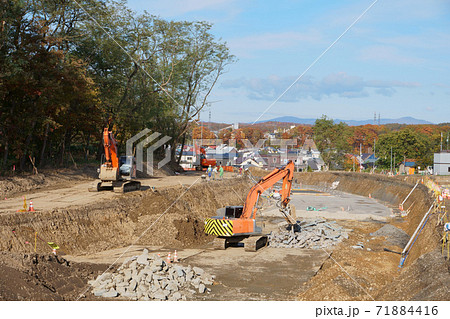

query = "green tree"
[[375, 129, 431, 169], [313, 115, 351, 169]]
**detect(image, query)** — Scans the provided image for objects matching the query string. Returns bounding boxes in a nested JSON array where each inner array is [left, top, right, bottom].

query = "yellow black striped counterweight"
[[204, 218, 234, 236]]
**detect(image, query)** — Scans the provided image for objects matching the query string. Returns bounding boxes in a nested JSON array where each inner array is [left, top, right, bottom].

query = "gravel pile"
[[268, 218, 350, 249], [89, 249, 214, 300], [370, 224, 410, 248]]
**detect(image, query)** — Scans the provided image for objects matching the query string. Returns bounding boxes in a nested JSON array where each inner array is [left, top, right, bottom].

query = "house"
[[361, 153, 377, 169], [434, 152, 450, 175], [307, 158, 325, 172], [205, 144, 238, 165], [260, 146, 325, 172]]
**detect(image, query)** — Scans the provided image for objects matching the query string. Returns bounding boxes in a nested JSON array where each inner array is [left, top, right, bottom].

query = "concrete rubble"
[[268, 218, 351, 250], [89, 249, 215, 300]]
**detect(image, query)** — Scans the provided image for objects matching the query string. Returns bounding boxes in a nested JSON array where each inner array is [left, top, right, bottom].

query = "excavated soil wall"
[[0, 178, 252, 256]]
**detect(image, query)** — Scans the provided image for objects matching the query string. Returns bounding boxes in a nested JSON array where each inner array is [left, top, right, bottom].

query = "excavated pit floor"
[[64, 245, 328, 301], [263, 189, 393, 221], [59, 189, 397, 301]]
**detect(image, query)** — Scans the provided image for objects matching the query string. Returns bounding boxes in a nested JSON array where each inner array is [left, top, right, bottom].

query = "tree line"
[[0, 0, 234, 173], [309, 116, 449, 170], [192, 116, 450, 171]]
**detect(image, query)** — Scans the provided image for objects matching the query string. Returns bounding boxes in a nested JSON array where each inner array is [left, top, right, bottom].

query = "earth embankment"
[[0, 178, 252, 256]]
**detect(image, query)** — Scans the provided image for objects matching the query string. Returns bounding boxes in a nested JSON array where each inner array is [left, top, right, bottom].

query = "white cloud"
[[359, 45, 425, 65], [433, 83, 450, 89], [221, 72, 421, 101]]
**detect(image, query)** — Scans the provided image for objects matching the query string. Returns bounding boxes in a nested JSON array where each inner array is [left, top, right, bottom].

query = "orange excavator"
[[193, 144, 216, 170], [204, 160, 298, 251], [89, 128, 141, 193]]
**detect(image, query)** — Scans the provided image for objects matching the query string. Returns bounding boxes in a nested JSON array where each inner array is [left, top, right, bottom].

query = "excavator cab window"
[[225, 206, 244, 218]]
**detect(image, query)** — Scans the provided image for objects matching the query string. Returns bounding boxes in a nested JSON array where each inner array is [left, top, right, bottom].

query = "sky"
[[125, 0, 450, 124]]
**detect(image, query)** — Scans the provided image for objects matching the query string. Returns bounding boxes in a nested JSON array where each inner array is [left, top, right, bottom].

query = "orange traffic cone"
[[166, 252, 171, 264], [369, 193, 372, 199], [173, 250, 178, 263], [28, 200, 35, 212], [399, 204, 404, 211]]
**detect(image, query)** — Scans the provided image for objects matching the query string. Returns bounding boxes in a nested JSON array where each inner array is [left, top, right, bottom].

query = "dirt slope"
[[0, 251, 106, 301]]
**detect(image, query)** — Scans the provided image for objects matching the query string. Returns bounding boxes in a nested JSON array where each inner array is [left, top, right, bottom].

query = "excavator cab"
[[225, 206, 244, 218]]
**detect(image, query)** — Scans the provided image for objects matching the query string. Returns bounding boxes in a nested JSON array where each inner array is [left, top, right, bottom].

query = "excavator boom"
[[242, 161, 294, 220], [103, 128, 119, 168]]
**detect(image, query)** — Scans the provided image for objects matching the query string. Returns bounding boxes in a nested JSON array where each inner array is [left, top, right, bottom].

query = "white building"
[[434, 152, 450, 175]]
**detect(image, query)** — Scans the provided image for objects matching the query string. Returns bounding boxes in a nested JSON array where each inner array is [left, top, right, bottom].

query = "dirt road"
[[0, 172, 222, 212]]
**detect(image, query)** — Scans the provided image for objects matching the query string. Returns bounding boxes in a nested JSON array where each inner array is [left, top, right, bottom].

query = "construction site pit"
[[0, 169, 449, 303]]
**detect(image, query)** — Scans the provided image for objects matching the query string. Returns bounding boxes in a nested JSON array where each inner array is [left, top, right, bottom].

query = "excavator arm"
[[241, 160, 295, 223], [103, 128, 119, 168]]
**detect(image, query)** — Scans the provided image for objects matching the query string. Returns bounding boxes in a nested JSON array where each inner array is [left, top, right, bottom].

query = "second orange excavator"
[[89, 128, 141, 193], [204, 160, 298, 251]]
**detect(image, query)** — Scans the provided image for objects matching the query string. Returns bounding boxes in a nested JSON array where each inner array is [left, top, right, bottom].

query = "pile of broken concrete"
[[89, 249, 214, 301], [268, 218, 350, 249]]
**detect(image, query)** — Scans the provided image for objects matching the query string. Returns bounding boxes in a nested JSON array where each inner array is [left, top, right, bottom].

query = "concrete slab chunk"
[[102, 289, 118, 298]]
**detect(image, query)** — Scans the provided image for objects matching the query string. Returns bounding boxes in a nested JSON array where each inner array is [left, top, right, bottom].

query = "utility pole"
[[390, 146, 393, 174], [360, 143, 362, 172], [208, 109, 211, 131], [394, 153, 396, 173], [447, 132, 449, 151], [373, 138, 376, 171]]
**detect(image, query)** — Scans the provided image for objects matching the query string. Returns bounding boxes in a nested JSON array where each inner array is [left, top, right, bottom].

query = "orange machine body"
[[205, 161, 295, 237], [103, 128, 119, 168], [193, 144, 217, 170]]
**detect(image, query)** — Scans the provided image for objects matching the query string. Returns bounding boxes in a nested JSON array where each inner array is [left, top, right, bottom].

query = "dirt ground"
[[0, 169, 449, 301], [0, 251, 107, 301], [0, 168, 213, 212]]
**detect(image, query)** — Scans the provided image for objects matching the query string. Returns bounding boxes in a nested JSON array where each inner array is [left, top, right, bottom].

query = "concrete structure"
[[434, 152, 450, 175]]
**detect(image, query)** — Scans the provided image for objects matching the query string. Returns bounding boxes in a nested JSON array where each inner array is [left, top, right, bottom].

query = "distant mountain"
[[253, 116, 433, 126]]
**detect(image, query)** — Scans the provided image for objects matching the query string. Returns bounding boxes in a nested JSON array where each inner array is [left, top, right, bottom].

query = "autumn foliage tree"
[[192, 126, 216, 139], [0, 0, 234, 172]]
